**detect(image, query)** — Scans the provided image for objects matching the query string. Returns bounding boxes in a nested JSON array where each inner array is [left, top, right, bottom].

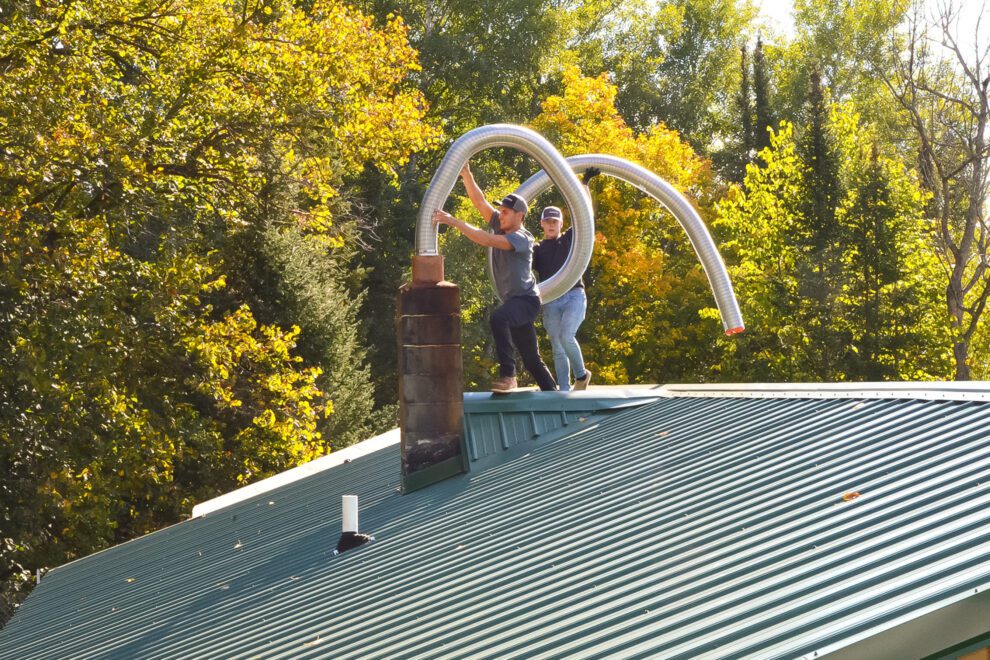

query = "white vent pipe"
[[415, 124, 594, 303], [512, 154, 745, 334], [342, 495, 358, 534]]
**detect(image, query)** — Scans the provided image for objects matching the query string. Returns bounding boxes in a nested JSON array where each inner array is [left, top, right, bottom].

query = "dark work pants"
[[490, 295, 557, 391]]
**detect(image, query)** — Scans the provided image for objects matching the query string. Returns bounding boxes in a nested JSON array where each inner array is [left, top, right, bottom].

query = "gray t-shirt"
[[489, 211, 539, 300]]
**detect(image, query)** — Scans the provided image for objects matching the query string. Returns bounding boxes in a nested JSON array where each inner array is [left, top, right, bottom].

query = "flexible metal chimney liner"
[[415, 124, 594, 303], [514, 154, 745, 334]]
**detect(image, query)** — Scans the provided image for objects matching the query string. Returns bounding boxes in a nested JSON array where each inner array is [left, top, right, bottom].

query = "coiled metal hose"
[[415, 124, 593, 303], [416, 127, 744, 334], [514, 154, 744, 334]]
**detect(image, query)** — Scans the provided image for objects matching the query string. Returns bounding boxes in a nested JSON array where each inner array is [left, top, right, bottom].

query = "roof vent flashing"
[[333, 495, 374, 556]]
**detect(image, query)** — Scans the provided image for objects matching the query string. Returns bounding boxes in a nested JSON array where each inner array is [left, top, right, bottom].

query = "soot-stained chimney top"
[[396, 256, 467, 493]]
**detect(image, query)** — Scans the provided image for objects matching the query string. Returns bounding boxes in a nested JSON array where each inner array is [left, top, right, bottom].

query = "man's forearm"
[[451, 218, 507, 249], [434, 210, 511, 250], [461, 168, 494, 217]]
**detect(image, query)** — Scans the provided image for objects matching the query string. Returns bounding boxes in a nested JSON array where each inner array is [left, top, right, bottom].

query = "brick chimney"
[[396, 255, 466, 492]]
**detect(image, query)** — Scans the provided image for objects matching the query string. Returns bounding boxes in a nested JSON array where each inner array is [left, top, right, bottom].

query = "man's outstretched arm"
[[434, 210, 512, 250], [460, 164, 497, 220]]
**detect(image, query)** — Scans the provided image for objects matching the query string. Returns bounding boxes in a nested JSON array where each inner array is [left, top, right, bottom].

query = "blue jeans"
[[542, 287, 587, 391]]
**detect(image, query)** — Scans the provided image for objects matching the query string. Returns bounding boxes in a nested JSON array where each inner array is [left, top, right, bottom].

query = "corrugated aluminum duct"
[[415, 124, 594, 303], [514, 154, 745, 334]]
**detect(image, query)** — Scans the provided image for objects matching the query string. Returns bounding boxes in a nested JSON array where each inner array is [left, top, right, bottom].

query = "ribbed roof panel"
[[2, 394, 989, 659]]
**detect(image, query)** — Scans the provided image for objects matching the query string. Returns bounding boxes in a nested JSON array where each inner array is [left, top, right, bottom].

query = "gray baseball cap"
[[541, 206, 563, 221], [496, 193, 529, 215]]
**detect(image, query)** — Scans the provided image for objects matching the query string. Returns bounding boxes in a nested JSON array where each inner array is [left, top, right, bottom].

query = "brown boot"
[[573, 371, 592, 391], [490, 375, 518, 393]]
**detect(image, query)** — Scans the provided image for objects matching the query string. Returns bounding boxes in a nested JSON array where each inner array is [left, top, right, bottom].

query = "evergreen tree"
[[841, 147, 902, 379], [796, 67, 844, 379], [753, 37, 775, 156], [352, 162, 423, 413], [733, 43, 755, 181], [834, 125, 949, 382], [223, 224, 379, 449], [739, 44, 754, 160], [715, 107, 950, 383]]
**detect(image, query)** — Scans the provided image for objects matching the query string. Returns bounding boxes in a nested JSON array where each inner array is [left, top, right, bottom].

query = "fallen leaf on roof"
[[233, 540, 244, 549], [842, 491, 861, 501], [303, 636, 322, 648], [125, 578, 135, 583]]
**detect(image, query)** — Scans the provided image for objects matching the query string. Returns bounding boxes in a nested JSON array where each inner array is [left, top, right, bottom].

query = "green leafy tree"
[[599, 0, 755, 149], [790, 0, 907, 113], [0, 0, 432, 623], [359, 0, 567, 131], [715, 107, 950, 381], [757, 0, 908, 159], [531, 67, 725, 384]]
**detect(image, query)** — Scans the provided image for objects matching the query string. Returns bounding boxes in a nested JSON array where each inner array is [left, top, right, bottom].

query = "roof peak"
[[661, 381, 990, 402]]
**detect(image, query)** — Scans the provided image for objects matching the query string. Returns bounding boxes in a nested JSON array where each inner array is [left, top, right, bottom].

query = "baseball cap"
[[496, 193, 528, 215], [541, 206, 563, 221]]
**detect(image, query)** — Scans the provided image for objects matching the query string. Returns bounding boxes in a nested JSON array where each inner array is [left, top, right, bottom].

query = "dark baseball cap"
[[541, 206, 563, 221], [495, 193, 528, 215]]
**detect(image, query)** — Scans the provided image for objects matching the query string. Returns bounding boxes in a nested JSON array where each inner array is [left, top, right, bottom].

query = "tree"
[[797, 68, 844, 378], [736, 43, 755, 178], [0, 0, 432, 624], [599, 0, 755, 153], [715, 106, 950, 382], [880, 1, 990, 379], [716, 123, 808, 380], [530, 66, 725, 384], [753, 36, 776, 156], [222, 224, 383, 447], [791, 0, 907, 108], [359, 0, 567, 132]]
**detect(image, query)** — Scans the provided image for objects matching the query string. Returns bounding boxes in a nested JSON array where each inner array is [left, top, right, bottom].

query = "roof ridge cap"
[[190, 428, 401, 518]]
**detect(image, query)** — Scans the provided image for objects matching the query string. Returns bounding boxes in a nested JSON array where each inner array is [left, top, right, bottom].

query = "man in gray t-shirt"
[[489, 208, 538, 301], [433, 164, 557, 393]]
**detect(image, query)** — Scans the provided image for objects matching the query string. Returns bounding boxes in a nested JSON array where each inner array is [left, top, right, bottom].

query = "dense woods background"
[[2, 0, 987, 623]]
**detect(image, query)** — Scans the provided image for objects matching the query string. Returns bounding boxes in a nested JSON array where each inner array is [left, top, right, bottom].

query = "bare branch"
[[912, 78, 977, 114]]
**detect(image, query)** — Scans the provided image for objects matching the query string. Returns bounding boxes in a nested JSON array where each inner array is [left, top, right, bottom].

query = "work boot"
[[490, 375, 518, 393], [573, 371, 592, 391]]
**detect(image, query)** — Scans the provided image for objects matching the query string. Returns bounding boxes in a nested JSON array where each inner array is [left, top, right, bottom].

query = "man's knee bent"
[[491, 306, 512, 328]]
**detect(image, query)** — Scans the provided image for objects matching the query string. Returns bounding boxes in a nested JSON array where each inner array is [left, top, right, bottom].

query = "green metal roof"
[[3, 385, 990, 658]]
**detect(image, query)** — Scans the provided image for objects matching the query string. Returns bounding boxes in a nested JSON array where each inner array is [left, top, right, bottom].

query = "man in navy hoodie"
[[532, 167, 598, 390]]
